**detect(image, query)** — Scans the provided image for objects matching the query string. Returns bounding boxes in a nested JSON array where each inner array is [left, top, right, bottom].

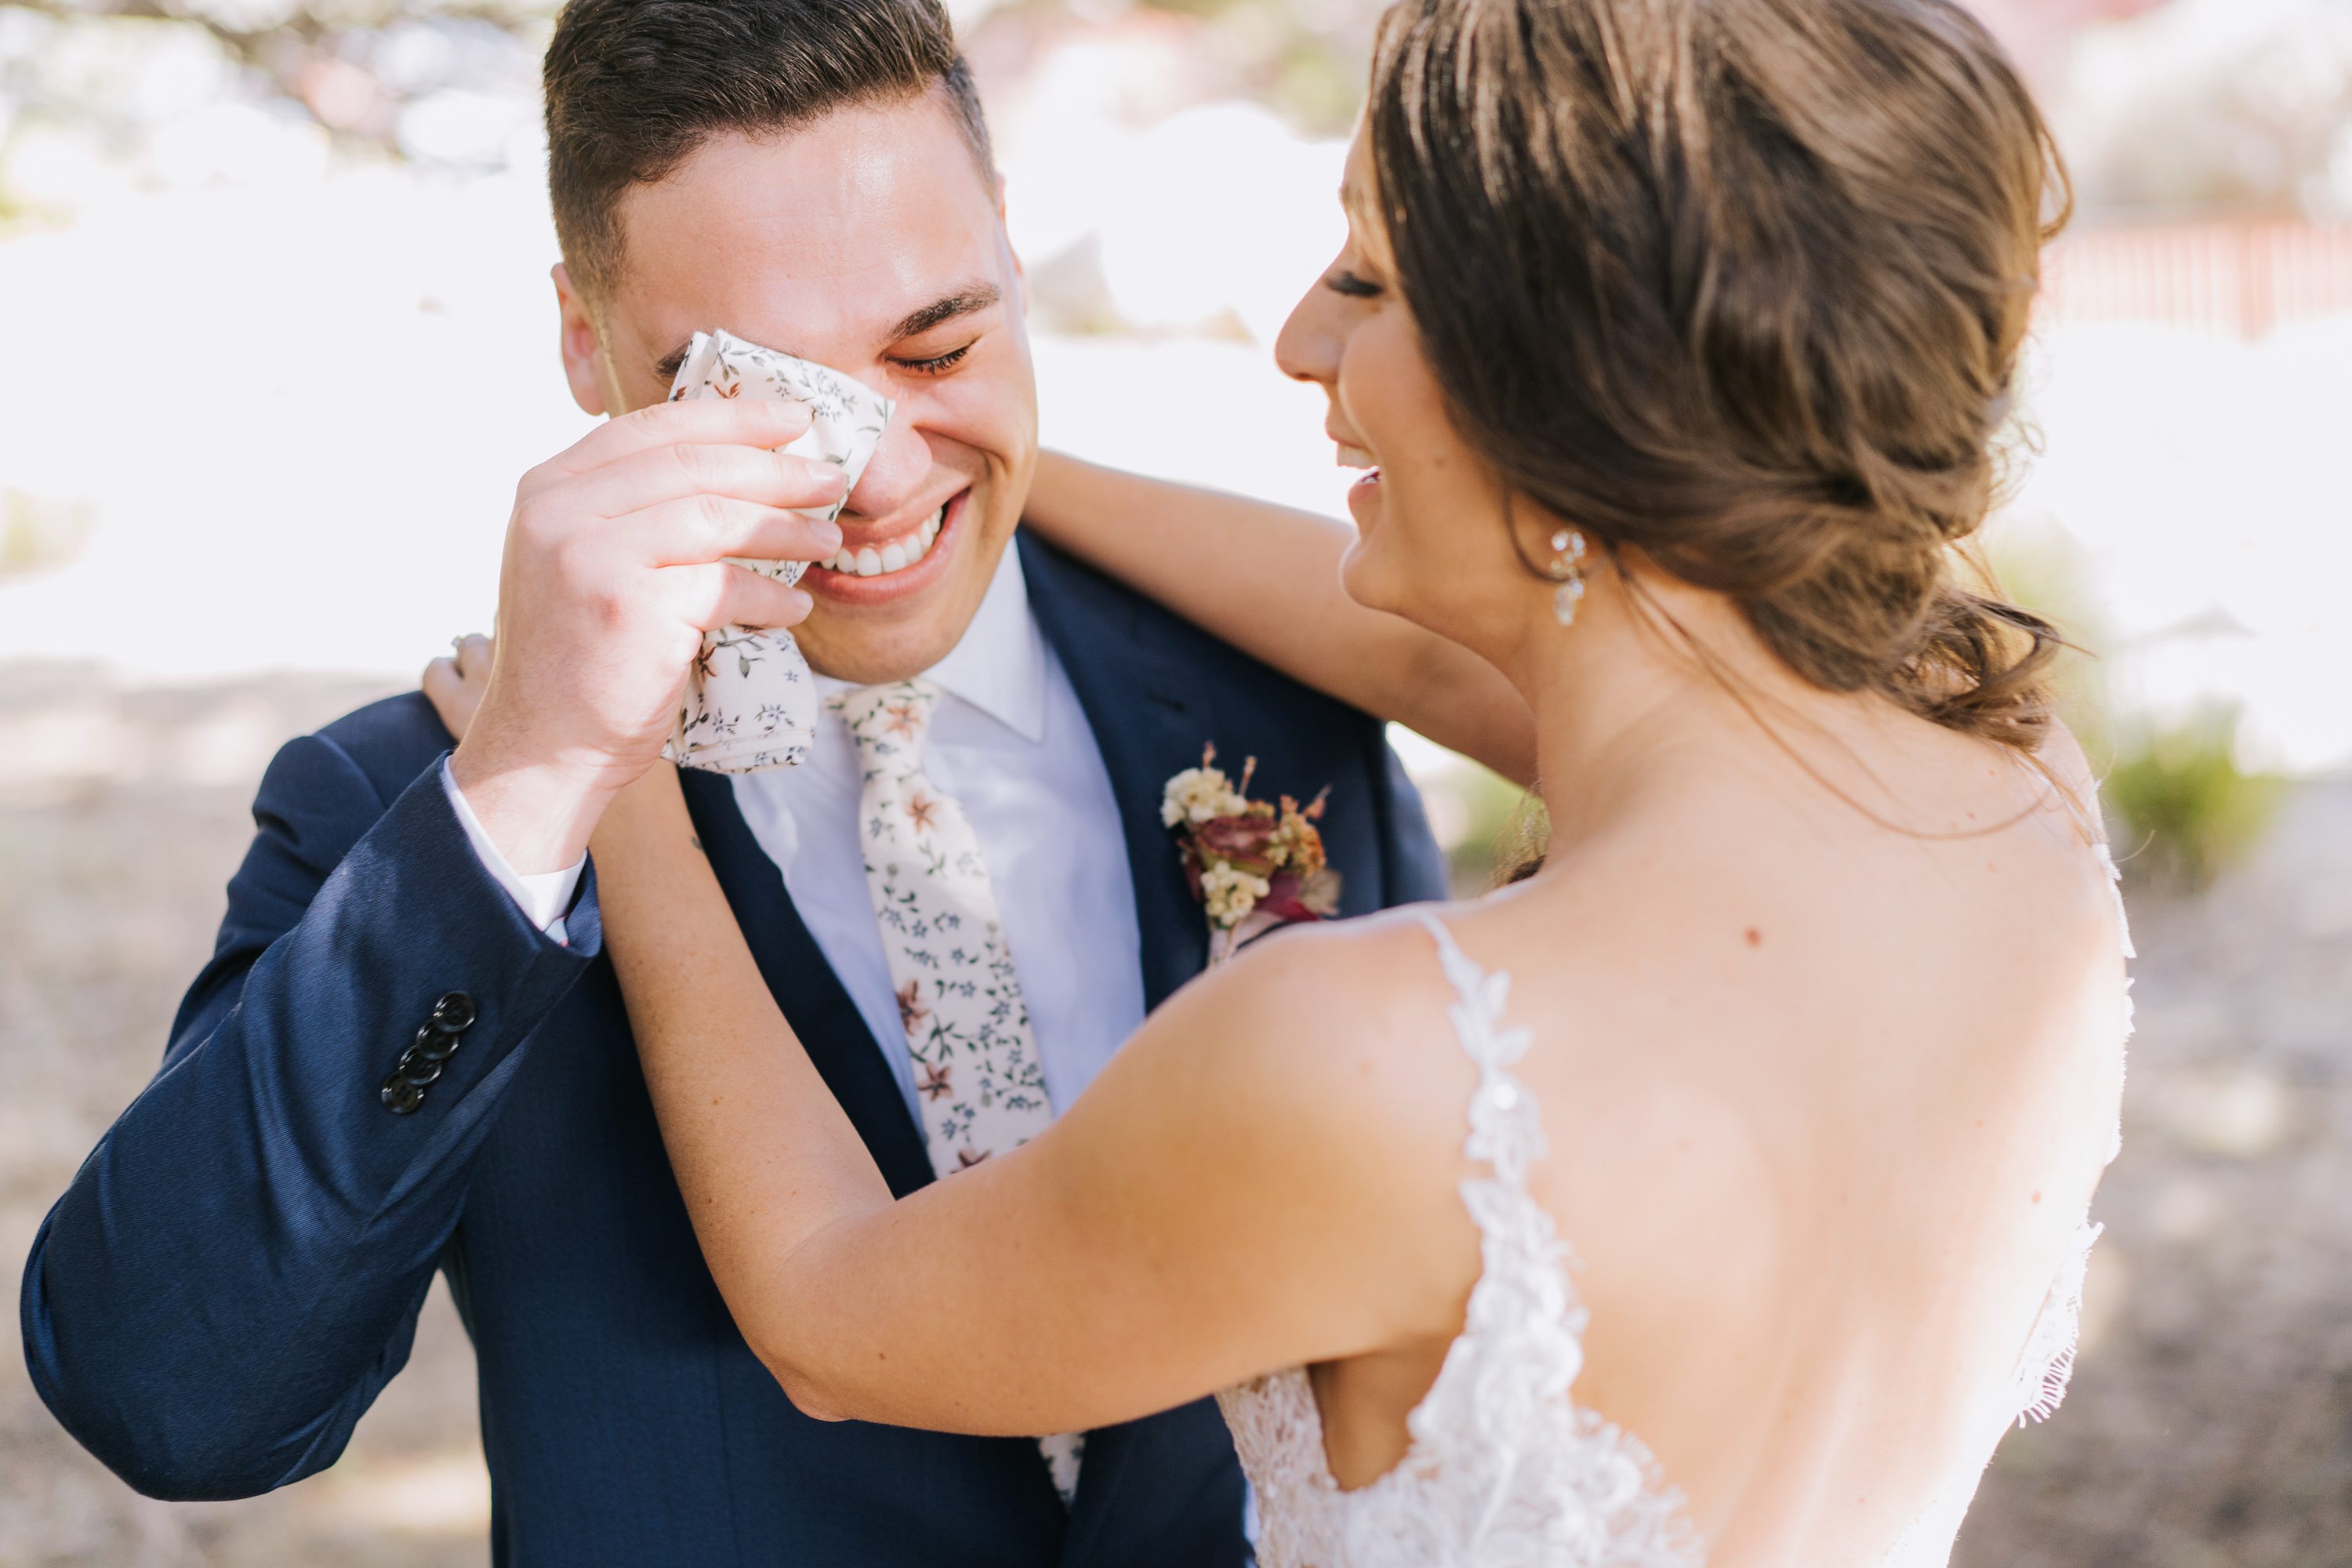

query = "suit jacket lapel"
[[1018, 532, 1214, 1011], [677, 766, 937, 1198]]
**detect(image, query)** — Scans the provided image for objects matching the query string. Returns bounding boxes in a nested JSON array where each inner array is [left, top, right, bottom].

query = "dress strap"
[[1414, 911, 1545, 1193]]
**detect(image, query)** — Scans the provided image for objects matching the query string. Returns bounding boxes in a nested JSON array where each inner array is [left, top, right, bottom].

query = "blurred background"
[[2, 0, 2350, 1562]]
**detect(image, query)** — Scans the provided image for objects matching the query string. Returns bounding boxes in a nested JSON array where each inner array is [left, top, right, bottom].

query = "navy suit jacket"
[[20, 533, 1448, 1567]]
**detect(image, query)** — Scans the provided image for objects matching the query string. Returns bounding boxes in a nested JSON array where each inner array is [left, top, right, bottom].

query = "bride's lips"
[[806, 489, 968, 606], [1336, 442, 1381, 523]]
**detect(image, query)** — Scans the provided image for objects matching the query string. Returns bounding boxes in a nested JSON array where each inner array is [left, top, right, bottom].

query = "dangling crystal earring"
[[1547, 528, 1589, 626]]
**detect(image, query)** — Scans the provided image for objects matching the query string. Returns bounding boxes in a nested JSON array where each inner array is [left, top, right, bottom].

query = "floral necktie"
[[829, 680, 1083, 1504]]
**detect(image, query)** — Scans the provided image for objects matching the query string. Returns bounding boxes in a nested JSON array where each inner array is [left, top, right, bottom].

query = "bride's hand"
[[423, 634, 494, 742]]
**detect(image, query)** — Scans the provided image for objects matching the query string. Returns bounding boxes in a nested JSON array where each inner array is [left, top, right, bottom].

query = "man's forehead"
[[608, 100, 1001, 361]]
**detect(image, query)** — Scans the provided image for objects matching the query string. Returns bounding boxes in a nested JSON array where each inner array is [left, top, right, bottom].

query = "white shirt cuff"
[[439, 757, 585, 943]]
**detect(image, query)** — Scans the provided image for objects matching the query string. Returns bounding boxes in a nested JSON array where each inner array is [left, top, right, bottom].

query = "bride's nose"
[[1276, 280, 1343, 394], [841, 408, 933, 521]]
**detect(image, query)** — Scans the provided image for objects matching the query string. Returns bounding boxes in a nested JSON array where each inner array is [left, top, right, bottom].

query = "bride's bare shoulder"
[[1148, 894, 1756, 1210], [1078, 909, 1511, 1327], [1123, 907, 1537, 1209], [1160, 906, 1488, 1105]]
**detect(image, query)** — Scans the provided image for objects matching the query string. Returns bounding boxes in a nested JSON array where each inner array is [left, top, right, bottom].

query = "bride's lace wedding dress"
[[1219, 880, 2132, 1567]]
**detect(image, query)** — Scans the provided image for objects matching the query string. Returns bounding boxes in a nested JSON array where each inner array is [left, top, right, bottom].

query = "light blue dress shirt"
[[730, 543, 1149, 1127]]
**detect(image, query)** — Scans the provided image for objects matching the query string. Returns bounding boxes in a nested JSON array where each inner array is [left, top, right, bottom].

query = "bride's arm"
[[588, 764, 1452, 1435], [1025, 452, 1537, 785]]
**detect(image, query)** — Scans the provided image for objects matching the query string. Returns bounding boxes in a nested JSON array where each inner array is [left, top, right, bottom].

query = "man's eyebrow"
[[886, 283, 1001, 343]]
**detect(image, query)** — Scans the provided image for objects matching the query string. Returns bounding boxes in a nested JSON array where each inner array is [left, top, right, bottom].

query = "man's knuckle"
[[695, 491, 739, 541], [517, 488, 576, 540], [586, 583, 630, 633], [552, 534, 611, 593], [625, 400, 680, 436]]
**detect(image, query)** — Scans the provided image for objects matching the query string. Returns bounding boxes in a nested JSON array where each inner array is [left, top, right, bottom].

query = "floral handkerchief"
[[664, 329, 894, 773]]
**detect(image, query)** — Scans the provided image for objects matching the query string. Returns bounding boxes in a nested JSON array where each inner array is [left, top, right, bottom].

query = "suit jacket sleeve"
[[18, 724, 600, 1500]]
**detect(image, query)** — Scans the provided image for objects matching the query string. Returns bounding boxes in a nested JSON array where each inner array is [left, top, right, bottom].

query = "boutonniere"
[[1163, 746, 1342, 965]]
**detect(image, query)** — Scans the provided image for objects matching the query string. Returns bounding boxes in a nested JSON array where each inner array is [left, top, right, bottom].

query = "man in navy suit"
[[19, 1, 1446, 1563]]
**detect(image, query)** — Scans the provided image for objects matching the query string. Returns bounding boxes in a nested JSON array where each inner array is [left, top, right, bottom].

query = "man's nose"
[[842, 411, 932, 522]]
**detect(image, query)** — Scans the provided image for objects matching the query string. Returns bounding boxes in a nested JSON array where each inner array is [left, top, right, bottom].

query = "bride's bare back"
[[1271, 712, 2124, 1566]]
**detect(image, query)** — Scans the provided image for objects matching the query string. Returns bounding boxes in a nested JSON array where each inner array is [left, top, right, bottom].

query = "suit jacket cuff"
[[437, 756, 588, 941]]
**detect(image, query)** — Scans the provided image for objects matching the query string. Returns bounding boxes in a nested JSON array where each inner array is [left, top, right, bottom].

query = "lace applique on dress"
[[1215, 913, 1702, 1568], [2006, 832, 2134, 1428], [2012, 1220, 2101, 1426]]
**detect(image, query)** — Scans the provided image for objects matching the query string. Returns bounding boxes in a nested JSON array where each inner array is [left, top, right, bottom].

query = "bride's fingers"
[[423, 652, 488, 742], [452, 633, 495, 681]]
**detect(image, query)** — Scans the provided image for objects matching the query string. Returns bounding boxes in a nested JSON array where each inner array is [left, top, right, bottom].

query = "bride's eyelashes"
[[1323, 270, 1384, 299]]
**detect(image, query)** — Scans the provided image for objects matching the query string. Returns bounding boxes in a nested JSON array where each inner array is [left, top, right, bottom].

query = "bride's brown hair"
[[1367, 0, 2068, 754]]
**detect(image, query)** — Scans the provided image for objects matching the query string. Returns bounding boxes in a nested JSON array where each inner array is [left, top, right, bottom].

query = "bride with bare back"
[[426, 0, 2126, 1561]]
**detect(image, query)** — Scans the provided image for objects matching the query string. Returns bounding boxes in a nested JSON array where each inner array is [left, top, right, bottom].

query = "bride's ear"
[[553, 264, 612, 418]]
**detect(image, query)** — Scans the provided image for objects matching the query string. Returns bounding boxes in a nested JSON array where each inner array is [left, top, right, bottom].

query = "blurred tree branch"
[[2, 0, 553, 159]]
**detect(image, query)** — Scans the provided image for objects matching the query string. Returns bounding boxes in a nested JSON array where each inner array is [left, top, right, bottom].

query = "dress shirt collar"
[[811, 535, 1048, 744]]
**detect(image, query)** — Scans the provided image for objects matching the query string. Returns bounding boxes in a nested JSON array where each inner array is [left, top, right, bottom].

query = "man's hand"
[[448, 397, 848, 872]]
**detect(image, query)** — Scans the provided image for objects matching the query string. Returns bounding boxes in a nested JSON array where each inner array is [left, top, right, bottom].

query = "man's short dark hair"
[[545, 0, 997, 302]]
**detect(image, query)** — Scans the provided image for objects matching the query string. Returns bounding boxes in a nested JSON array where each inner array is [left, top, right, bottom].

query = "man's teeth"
[[826, 506, 944, 578]]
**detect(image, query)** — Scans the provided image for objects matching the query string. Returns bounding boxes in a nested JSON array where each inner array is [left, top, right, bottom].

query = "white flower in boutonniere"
[[1163, 745, 1343, 965]]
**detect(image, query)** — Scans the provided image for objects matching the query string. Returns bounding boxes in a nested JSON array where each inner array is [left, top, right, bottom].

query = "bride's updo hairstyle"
[[1367, 0, 2066, 753]]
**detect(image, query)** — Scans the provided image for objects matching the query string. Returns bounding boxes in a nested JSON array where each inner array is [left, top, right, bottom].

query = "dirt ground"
[[2, 666, 2346, 1567]]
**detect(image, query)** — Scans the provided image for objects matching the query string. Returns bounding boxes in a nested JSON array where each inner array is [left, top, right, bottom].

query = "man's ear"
[[553, 263, 611, 417]]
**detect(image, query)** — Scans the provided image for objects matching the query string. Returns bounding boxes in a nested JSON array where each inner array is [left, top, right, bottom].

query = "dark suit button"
[[396, 1053, 446, 1089], [380, 1076, 426, 1115], [411, 1024, 460, 1065], [430, 992, 477, 1033]]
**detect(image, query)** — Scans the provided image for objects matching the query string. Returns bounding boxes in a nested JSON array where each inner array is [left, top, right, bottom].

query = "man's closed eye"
[[893, 341, 978, 376]]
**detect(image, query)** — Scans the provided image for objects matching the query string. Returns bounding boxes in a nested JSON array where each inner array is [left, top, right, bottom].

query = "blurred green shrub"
[[2107, 710, 2286, 893], [2103, 705, 2283, 893], [1985, 521, 2283, 892]]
